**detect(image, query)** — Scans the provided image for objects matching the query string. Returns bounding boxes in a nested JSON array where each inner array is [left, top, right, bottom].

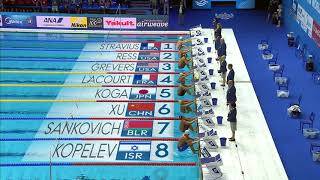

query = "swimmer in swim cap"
[[177, 72, 194, 96], [179, 116, 197, 132], [179, 99, 195, 113], [178, 130, 198, 154], [178, 53, 193, 69], [177, 37, 192, 52]]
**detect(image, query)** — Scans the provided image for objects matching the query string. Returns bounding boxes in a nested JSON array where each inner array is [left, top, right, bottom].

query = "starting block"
[[312, 150, 320, 162], [200, 153, 223, 179], [202, 117, 215, 127], [199, 129, 218, 141], [303, 128, 320, 139]]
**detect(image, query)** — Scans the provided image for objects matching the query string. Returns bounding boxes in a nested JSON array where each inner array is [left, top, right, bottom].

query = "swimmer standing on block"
[[178, 130, 198, 154]]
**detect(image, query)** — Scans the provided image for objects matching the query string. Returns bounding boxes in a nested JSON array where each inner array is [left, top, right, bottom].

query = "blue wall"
[[283, 0, 320, 62]]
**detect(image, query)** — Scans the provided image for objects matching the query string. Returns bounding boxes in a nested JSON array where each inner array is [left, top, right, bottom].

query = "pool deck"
[[196, 29, 288, 180]]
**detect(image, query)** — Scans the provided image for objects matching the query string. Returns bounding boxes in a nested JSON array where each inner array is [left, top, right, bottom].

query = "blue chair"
[[299, 112, 315, 131], [273, 65, 284, 79], [310, 141, 320, 153], [258, 38, 269, 50], [278, 78, 289, 90], [268, 52, 278, 65]]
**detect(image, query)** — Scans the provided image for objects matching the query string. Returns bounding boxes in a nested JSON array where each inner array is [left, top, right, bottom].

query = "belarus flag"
[[122, 121, 153, 137], [124, 121, 153, 130], [129, 87, 156, 100]]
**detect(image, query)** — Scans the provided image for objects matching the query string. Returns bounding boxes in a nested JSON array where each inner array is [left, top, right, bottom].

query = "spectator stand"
[[2, 0, 155, 15]]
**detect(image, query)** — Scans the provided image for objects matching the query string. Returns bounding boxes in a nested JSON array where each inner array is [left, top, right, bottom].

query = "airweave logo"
[[88, 17, 103, 28], [71, 17, 87, 29]]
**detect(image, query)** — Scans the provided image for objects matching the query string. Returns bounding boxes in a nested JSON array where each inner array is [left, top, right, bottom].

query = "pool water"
[[0, 32, 200, 179]]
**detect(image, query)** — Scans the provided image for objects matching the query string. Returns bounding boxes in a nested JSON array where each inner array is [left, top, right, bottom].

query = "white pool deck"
[[196, 29, 288, 180]]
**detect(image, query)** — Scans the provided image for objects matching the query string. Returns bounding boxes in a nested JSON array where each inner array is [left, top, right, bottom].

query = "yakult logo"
[[103, 17, 136, 29]]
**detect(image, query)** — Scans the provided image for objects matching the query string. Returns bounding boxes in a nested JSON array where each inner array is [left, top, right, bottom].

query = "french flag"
[[133, 74, 158, 84]]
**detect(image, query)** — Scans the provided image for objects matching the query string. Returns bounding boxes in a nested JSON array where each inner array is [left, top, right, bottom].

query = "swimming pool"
[[0, 31, 200, 179]]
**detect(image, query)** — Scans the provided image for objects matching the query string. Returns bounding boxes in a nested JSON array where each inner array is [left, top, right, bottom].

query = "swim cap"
[[179, 36, 183, 40], [184, 130, 191, 135]]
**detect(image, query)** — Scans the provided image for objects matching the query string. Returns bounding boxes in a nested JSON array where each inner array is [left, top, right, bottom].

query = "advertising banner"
[[70, 17, 87, 28], [87, 17, 103, 29], [312, 20, 320, 47], [136, 15, 168, 30], [192, 0, 211, 9], [36, 16, 71, 28], [1, 14, 168, 30], [2, 15, 36, 28], [103, 17, 137, 29]]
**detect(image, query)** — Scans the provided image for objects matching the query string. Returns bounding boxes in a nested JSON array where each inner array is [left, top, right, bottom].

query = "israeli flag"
[[209, 166, 223, 179], [205, 139, 218, 149]]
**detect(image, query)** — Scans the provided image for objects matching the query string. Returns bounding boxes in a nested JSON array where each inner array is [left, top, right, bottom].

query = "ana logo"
[[215, 12, 234, 20], [43, 17, 63, 23], [195, 0, 208, 7], [37, 16, 71, 28]]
